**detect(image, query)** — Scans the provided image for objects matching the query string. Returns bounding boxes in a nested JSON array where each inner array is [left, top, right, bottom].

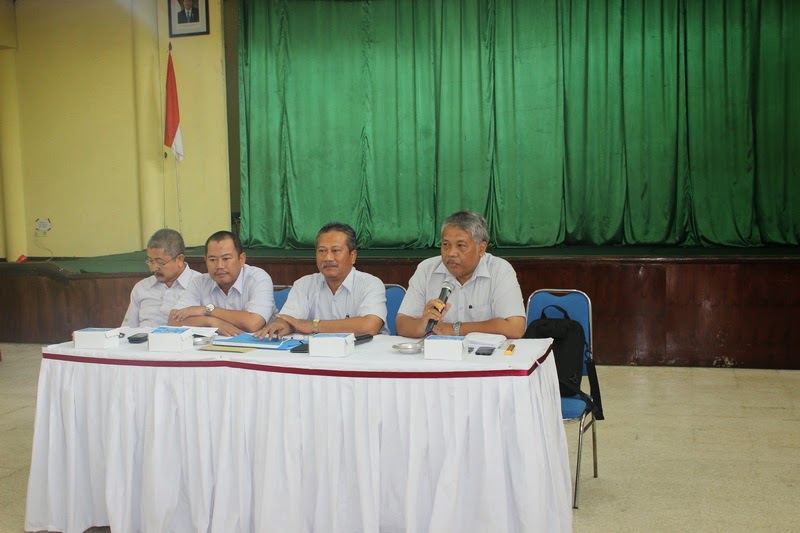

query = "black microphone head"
[[439, 281, 455, 304]]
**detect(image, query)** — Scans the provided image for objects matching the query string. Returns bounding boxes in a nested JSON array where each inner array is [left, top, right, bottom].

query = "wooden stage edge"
[[1, 252, 799, 369]]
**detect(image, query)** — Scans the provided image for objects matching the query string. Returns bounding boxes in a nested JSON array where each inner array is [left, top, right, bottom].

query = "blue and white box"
[[73, 327, 121, 349], [309, 333, 355, 358], [424, 335, 467, 361], [149, 326, 193, 352]]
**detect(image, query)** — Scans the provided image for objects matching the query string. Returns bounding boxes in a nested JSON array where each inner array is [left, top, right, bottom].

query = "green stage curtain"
[[239, 0, 799, 248]]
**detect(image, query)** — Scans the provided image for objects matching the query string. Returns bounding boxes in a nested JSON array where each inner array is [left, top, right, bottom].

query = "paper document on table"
[[198, 344, 255, 353], [212, 333, 302, 350], [465, 332, 507, 348], [190, 327, 218, 337]]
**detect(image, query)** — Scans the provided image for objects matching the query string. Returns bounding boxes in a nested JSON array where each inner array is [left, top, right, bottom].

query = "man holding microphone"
[[395, 210, 526, 338]]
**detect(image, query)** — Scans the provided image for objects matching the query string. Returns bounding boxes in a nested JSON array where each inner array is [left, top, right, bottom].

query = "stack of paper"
[[464, 332, 507, 349], [213, 333, 301, 350]]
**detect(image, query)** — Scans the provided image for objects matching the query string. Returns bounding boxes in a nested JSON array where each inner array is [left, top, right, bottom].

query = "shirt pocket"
[[465, 304, 493, 323]]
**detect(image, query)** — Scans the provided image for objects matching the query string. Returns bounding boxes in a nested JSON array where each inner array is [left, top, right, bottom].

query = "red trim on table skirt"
[[41, 345, 552, 379]]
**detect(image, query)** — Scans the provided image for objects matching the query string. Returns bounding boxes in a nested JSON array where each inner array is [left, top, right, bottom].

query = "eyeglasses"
[[145, 256, 176, 268]]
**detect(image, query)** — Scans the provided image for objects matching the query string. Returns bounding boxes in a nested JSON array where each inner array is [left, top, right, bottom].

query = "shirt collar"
[[319, 267, 357, 295], [174, 265, 194, 289], [433, 253, 491, 286], [145, 274, 161, 289], [229, 264, 247, 294], [213, 264, 246, 295], [147, 265, 193, 290]]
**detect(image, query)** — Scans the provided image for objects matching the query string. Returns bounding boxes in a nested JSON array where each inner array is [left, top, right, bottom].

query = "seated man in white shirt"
[[396, 210, 526, 339], [255, 222, 388, 339], [122, 228, 200, 327], [168, 230, 274, 336]]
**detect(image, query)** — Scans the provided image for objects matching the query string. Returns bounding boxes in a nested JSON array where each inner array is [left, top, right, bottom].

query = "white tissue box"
[[424, 335, 467, 361], [149, 326, 193, 352], [309, 333, 355, 357], [73, 328, 121, 349]]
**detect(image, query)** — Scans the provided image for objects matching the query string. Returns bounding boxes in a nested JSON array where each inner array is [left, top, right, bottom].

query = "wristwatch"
[[312, 318, 320, 334], [204, 303, 216, 316], [453, 321, 462, 336]]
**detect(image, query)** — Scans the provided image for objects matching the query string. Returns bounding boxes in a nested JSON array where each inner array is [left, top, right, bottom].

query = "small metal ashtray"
[[392, 342, 423, 354], [193, 335, 214, 346]]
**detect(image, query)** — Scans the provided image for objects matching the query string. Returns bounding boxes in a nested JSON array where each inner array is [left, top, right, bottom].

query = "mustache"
[[322, 262, 338, 268]]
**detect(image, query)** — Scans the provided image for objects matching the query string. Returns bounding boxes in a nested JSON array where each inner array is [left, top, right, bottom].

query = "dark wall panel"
[[2, 257, 798, 369], [665, 263, 800, 368]]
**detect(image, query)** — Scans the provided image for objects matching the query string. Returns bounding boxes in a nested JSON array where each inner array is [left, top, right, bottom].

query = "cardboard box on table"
[[73, 328, 121, 349], [424, 335, 468, 361], [149, 326, 193, 352], [309, 333, 355, 357]]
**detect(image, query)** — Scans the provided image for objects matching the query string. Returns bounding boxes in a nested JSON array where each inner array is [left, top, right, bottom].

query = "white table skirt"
[[25, 336, 572, 533]]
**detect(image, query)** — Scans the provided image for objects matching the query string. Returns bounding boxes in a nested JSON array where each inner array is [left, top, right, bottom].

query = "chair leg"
[[573, 412, 598, 509], [573, 413, 588, 509], [591, 414, 598, 478]]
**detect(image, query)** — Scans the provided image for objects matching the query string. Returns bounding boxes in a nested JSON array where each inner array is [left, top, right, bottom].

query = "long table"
[[25, 334, 572, 533]]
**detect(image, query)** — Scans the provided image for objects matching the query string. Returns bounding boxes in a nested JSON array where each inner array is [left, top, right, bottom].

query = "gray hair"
[[147, 228, 186, 258], [441, 210, 490, 244]]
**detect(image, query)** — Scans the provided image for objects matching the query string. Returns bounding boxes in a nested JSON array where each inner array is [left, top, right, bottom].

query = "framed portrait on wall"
[[169, 0, 210, 38]]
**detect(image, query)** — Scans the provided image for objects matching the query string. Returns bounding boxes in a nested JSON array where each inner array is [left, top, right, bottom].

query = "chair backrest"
[[273, 285, 292, 312], [526, 289, 593, 375], [384, 284, 406, 336]]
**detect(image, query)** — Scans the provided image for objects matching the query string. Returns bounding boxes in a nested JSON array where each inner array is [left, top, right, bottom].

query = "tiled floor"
[[2, 342, 799, 532]]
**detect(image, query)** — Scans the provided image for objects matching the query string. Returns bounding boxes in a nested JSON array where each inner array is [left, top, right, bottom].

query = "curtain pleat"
[[239, 0, 799, 248]]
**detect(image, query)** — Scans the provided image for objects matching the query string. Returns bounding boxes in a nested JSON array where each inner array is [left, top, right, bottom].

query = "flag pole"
[[175, 158, 184, 234]]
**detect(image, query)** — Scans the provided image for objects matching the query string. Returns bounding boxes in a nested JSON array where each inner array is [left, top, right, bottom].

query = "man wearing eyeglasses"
[[169, 230, 274, 336], [122, 228, 200, 327]]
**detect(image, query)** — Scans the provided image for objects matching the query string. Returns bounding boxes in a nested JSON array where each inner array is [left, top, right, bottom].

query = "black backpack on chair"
[[524, 304, 604, 420]]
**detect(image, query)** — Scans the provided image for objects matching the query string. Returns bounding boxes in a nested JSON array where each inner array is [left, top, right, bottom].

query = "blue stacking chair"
[[384, 284, 406, 336], [526, 289, 603, 509], [273, 285, 292, 312]]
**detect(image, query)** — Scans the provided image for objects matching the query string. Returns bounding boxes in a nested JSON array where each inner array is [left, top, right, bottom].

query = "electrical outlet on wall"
[[35, 218, 52, 237]]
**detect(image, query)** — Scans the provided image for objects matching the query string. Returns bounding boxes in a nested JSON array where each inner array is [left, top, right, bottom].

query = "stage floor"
[[9, 244, 800, 275]]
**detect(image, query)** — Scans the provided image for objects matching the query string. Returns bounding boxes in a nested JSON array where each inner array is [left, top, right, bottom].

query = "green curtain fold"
[[239, 0, 799, 248]]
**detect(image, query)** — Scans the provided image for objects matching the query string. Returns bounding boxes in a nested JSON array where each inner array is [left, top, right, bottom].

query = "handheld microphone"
[[425, 281, 455, 333]]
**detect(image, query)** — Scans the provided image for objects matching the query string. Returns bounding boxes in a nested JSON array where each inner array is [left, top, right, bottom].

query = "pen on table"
[[504, 343, 515, 356]]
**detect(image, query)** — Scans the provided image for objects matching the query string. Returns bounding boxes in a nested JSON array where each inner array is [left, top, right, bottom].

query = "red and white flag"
[[164, 50, 184, 161]]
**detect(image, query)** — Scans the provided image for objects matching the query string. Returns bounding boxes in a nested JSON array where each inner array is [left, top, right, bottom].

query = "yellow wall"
[[0, 0, 230, 259], [0, 0, 15, 48], [0, 0, 18, 257]]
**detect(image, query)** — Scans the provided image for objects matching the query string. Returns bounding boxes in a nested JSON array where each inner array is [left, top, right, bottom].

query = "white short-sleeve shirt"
[[122, 266, 200, 327], [398, 253, 526, 323], [173, 264, 275, 323], [281, 268, 390, 335]]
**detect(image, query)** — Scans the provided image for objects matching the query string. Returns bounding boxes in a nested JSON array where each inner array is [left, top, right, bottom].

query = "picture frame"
[[168, 0, 210, 38]]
